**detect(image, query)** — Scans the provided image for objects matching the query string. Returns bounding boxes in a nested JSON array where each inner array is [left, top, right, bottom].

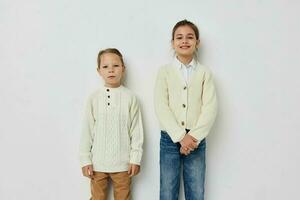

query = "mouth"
[[180, 45, 191, 49], [108, 76, 116, 79]]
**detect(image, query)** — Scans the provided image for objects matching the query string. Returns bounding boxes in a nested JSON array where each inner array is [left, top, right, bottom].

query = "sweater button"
[[108, 103, 110, 106], [182, 104, 186, 108], [106, 89, 110, 92], [181, 121, 185, 126], [183, 86, 187, 90], [108, 95, 110, 98]]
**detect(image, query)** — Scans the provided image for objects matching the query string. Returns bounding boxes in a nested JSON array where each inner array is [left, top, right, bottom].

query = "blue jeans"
[[160, 131, 206, 200]]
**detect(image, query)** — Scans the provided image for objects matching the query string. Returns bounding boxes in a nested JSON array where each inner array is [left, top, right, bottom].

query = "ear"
[[97, 67, 102, 76]]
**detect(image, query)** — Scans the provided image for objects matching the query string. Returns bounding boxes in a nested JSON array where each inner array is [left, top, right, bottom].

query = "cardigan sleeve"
[[188, 70, 218, 142], [79, 96, 95, 167], [129, 96, 144, 165], [154, 67, 186, 143]]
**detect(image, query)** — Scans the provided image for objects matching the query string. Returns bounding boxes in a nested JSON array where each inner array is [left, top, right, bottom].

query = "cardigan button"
[[106, 89, 110, 92], [108, 95, 110, 98], [108, 103, 110, 106], [183, 86, 187, 90], [182, 104, 186, 108], [181, 121, 185, 126]]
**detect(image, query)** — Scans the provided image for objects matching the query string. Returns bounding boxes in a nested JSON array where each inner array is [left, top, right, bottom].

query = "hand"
[[179, 134, 198, 150], [180, 146, 191, 155], [82, 165, 94, 178], [128, 164, 140, 177]]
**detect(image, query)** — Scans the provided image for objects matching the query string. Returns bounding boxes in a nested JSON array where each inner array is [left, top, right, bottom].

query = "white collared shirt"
[[174, 57, 197, 84]]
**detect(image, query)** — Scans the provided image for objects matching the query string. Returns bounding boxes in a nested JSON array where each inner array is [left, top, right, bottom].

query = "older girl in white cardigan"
[[154, 19, 217, 200]]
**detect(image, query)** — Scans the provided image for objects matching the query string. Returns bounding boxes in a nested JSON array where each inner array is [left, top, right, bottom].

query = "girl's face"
[[172, 25, 199, 59], [97, 53, 125, 88]]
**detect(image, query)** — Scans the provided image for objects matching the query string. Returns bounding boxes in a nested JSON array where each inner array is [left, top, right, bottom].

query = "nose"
[[108, 66, 114, 73]]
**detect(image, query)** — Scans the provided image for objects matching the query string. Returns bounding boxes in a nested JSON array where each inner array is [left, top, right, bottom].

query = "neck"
[[177, 55, 193, 65], [104, 83, 121, 88]]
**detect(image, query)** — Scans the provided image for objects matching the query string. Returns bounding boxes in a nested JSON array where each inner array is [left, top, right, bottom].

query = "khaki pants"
[[90, 171, 131, 200]]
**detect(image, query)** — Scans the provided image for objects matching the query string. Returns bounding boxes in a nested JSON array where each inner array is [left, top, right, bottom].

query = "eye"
[[102, 65, 108, 68], [113, 64, 120, 67], [188, 36, 194, 39], [176, 37, 182, 40]]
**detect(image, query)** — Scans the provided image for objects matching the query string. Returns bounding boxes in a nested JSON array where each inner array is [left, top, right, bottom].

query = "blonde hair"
[[97, 48, 125, 70]]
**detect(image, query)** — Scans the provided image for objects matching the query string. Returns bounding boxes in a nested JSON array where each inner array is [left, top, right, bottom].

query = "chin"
[[178, 52, 194, 57]]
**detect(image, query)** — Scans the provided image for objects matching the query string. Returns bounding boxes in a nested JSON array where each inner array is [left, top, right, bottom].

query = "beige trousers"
[[90, 171, 131, 200]]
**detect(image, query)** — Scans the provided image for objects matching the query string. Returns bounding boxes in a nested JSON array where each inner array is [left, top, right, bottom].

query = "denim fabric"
[[160, 131, 206, 200]]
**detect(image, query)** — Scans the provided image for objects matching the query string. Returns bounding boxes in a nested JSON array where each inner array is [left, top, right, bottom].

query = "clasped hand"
[[179, 134, 198, 155]]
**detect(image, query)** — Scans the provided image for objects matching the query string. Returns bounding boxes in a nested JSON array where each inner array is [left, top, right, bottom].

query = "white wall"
[[1, 0, 300, 199]]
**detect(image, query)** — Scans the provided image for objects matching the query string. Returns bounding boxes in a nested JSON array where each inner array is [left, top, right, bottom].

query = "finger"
[[181, 148, 187, 155], [190, 136, 198, 142], [187, 144, 194, 150], [88, 166, 93, 174], [192, 142, 198, 148], [129, 169, 134, 177], [128, 166, 132, 175], [182, 149, 188, 155], [180, 148, 184, 154], [86, 171, 91, 178], [132, 167, 137, 176], [84, 168, 89, 178], [135, 168, 140, 175], [88, 168, 94, 178]]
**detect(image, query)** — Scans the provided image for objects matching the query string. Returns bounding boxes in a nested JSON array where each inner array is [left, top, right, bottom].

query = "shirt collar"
[[100, 84, 124, 92], [173, 56, 197, 70]]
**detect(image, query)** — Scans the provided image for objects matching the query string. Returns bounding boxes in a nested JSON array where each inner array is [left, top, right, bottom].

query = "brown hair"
[[172, 19, 200, 41], [97, 48, 125, 70]]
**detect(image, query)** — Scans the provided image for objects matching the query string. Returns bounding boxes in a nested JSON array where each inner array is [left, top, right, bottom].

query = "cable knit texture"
[[154, 61, 218, 143], [79, 85, 144, 172]]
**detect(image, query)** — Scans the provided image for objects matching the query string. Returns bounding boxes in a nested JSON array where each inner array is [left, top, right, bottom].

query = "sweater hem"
[[93, 164, 129, 173]]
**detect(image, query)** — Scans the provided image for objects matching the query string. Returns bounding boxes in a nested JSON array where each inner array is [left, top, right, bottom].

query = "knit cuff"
[[169, 130, 186, 143], [129, 150, 143, 165], [80, 156, 92, 167]]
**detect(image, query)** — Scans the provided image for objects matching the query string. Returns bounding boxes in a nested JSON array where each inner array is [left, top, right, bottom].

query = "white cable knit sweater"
[[79, 85, 144, 172]]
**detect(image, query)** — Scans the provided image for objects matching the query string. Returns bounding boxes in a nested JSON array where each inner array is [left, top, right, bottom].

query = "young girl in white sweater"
[[79, 48, 144, 200]]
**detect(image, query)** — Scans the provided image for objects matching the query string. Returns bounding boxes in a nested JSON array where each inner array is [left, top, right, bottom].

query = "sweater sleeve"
[[154, 67, 186, 143], [129, 96, 144, 165], [189, 70, 218, 142], [79, 96, 95, 167]]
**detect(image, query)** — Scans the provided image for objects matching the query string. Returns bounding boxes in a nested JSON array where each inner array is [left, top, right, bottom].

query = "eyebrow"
[[175, 33, 195, 36]]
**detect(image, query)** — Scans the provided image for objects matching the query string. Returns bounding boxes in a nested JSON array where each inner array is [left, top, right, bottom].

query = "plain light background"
[[1, 0, 300, 199]]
